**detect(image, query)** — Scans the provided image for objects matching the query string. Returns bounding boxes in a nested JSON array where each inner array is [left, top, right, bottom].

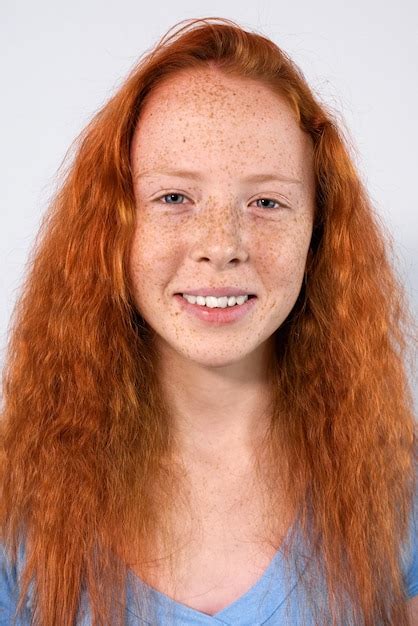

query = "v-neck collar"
[[125, 515, 311, 625]]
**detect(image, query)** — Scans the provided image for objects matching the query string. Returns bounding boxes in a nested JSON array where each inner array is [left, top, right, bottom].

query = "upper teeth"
[[182, 294, 250, 308]]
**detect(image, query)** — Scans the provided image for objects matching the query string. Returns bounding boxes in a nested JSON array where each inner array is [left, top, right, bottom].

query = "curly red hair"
[[1, 16, 417, 626]]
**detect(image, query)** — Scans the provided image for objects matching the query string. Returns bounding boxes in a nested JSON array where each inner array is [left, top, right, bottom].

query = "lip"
[[175, 287, 256, 297], [173, 293, 257, 325]]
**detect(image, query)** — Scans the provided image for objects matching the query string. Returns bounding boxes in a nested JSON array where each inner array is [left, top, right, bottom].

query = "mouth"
[[174, 293, 257, 299], [173, 293, 258, 325]]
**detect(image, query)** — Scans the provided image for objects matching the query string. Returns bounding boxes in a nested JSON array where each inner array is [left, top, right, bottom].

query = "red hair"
[[1, 16, 417, 626]]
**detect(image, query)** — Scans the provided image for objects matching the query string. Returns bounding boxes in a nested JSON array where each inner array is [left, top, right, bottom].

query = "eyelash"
[[155, 192, 288, 210]]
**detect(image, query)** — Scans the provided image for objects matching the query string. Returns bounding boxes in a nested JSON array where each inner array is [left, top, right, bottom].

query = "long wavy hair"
[[1, 16, 417, 626]]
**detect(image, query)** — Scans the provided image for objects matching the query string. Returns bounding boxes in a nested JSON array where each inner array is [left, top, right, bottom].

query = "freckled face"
[[129, 69, 315, 368]]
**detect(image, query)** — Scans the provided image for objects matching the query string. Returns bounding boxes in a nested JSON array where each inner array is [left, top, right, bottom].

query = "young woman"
[[1, 17, 417, 626]]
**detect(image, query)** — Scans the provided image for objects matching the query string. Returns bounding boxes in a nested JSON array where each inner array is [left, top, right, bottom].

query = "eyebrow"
[[137, 168, 302, 185]]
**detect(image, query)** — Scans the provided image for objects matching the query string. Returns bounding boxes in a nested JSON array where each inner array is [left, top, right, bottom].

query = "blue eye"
[[156, 193, 286, 209], [255, 198, 285, 210], [160, 193, 186, 204]]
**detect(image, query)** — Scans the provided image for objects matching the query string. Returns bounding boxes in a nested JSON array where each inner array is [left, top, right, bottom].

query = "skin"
[[129, 67, 315, 475]]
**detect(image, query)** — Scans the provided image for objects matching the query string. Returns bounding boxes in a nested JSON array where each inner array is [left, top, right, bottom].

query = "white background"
[[1, 0, 417, 407]]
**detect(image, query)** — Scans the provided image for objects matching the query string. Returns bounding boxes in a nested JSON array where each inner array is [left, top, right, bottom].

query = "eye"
[[155, 193, 288, 209], [253, 197, 287, 210], [157, 193, 188, 204]]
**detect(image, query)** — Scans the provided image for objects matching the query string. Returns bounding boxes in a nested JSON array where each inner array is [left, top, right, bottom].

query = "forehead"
[[131, 69, 313, 180]]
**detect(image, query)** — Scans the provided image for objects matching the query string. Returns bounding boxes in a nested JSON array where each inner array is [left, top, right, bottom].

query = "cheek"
[[252, 227, 311, 313], [278, 244, 309, 277], [128, 221, 181, 294], [253, 222, 311, 274]]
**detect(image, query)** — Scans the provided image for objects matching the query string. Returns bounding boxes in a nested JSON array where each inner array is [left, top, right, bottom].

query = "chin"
[[178, 344, 257, 369]]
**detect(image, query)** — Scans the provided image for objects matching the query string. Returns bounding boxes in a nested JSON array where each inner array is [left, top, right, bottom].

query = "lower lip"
[[173, 294, 257, 325]]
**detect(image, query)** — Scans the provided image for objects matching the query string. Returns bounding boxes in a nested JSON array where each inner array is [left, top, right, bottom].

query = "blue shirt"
[[1, 493, 417, 625]]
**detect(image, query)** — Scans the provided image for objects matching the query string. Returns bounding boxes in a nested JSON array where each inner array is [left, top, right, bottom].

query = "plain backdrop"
[[1, 0, 417, 409]]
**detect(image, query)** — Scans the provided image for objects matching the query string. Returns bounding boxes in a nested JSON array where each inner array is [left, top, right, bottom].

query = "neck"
[[155, 337, 276, 467]]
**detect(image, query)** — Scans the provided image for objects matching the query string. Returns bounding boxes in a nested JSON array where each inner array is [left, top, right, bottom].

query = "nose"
[[189, 200, 249, 269]]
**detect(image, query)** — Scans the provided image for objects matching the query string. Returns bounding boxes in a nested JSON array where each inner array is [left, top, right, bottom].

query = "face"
[[129, 68, 315, 370]]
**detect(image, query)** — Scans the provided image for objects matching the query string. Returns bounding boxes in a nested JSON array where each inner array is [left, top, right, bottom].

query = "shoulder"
[[401, 470, 418, 600], [0, 539, 34, 624]]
